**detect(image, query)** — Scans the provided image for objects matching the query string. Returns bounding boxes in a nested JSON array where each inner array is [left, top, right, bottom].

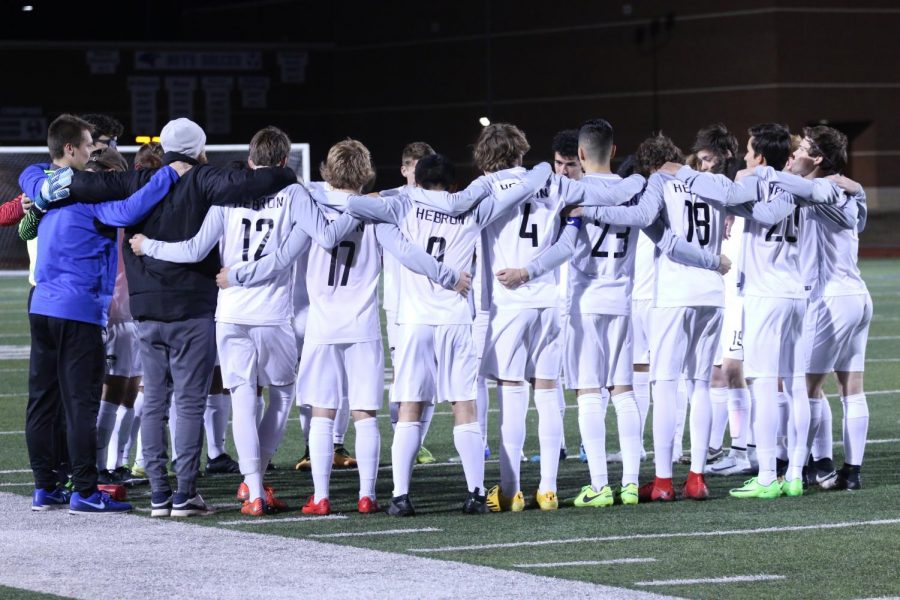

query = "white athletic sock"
[[389, 402, 400, 432], [204, 393, 230, 460], [391, 421, 421, 497], [808, 394, 823, 459], [727, 387, 751, 449], [633, 370, 650, 451], [786, 377, 810, 482], [688, 381, 712, 474], [110, 405, 135, 469], [497, 384, 529, 497], [123, 390, 143, 465], [255, 394, 265, 427], [298, 404, 312, 444], [556, 380, 567, 451], [776, 390, 790, 462], [747, 386, 756, 447], [354, 417, 380, 499], [673, 378, 689, 458], [751, 378, 779, 486], [419, 401, 435, 447], [611, 391, 641, 486], [578, 392, 609, 490], [454, 422, 485, 493], [841, 394, 868, 466], [309, 416, 335, 502], [476, 376, 489, 444], [534, 388, 562, 493], [333, 399, 349, 445], [258, 384, 294, 470], [96, 401, 119, 471], [652, 380, 679, 479], [709, 386, 729, 451], [231, 385, 262, 499], [812, 393, 833, 460]]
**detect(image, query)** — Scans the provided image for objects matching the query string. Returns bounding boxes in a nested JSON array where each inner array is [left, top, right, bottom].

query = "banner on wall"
[[135, 51, 262, 71], [128, 76, 160, 136], [202, 76, 234, 135], [165, 76, 197, 119]]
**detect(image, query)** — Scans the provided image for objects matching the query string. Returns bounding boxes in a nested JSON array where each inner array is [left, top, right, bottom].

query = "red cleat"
[[98, 484, 127, 501], [682, 471, 710, 500], [241, 498, 268, 516], [358, 496, 380, 514], [263, 485, 288, 511], [236, 482, 249, 502], [639, 477, 675, 502], [301, 495, 331, 515]]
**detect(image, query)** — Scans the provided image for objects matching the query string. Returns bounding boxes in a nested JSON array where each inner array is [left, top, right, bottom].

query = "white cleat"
[[706, 449, 753, 476]]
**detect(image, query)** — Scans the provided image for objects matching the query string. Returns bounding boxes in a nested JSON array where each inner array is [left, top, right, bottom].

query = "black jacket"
[[67, 152, 296, 322]]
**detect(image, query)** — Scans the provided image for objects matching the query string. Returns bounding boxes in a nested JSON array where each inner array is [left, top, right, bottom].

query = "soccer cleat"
[[295, 447, 311, 471], [573, 484, 614, 508], [240, 498, 271, 517], [236, 482, 249, 502], [638, 477, 676, 502], [835, 464, 862, 490], [775, 458, 789, 479], [113, 465, 147, 486], [782, 478, 803, 497], [484, 445, 491, 459], [729, 477, 783, 499], [97, 484, 127, 501], [462, 488, 488, 514], [170, 492, 213, 517], [69, 490, 132, 514], [520, 450, 528, 463], [358, 496, 381, 514], [387, 494, 416, 517], [31, 487, 70, 511], [620, 483, 639, 506], [130, 464, 147, 479], [416, 446, 436, 465], [97, 470, 117, 485], [530, 448, 568, 463], [706, 449, 753, 476], [677, 454, 692, 465], [682, 471, 709, 500], [534, 489, 558, 511], [706, 447, 724, 463], [205, 453, 241, 475], [485, 485, 525, 512], [150, 492, 172, 517], [578, 443, 588, 463], [236, 482, 287, 511], [301, 495, 331, 516], [813, 457, 839, 489], [333, 445, 357, 469], [266, 461, 277, 472]]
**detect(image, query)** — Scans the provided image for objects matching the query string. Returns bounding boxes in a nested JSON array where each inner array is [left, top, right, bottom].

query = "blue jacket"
[[19, 165, 179, 327]]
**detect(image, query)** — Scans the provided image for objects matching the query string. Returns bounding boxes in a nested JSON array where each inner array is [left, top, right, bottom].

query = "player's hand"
[[216, 267, 231, 289], [723, 214, 735, 240], [129, 234, 147, 256], [734, 168, 754, 181], [20, 194, 33, 211], [454, 270, 471, 297], [563, 205, 584, 218], [496, 267, 529, 290], [659, 162, 682, 175], [169, 161, 193, 177], [717, 254, 732, 275], [35, 168, 73, 211], [827, 174, 861, 195]]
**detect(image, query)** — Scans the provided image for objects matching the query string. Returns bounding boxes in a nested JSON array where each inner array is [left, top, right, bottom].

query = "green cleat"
[[782, 478, 804, 497], [130, 465, 147, 479], [620, 482, 639, 506], [416, 446, 436, 465], [573, 484, 614, 508], [729, 477, 783, 499]]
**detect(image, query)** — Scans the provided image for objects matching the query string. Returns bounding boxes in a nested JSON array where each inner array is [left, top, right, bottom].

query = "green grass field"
[[0, 261, 899, 599]]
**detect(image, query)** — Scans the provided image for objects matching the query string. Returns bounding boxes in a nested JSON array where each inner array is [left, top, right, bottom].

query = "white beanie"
[[159, 118, 206, 158]]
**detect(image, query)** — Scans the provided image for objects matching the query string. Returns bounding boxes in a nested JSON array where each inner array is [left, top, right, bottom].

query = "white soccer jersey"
[[632, 232, 655, 302], [381, 186, 408, 315], [817, 191, 868, 297], [721, 215, 744, 301]]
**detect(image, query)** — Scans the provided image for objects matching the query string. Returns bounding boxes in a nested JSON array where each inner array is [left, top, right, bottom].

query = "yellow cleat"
[[534, 489, 559, 511], [485, 485, 526, 512]]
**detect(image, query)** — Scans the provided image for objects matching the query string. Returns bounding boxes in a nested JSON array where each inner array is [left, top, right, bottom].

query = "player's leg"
[[605, 315, 641, 504], [204, 365, 239, 474], [782, 299, 810, 494], [530, 307, 564, 509], [346, 340, 384, 512]]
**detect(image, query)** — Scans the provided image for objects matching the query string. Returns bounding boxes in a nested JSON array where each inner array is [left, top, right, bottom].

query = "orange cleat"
[[241, 498, 268, 516], [358, 496, 380, 514], [263, 485, 288, 511], [236, 482, 249, 502], [639, 477, 675, 502], [301, 495, 331, 516], [682, 471, 710, 500]]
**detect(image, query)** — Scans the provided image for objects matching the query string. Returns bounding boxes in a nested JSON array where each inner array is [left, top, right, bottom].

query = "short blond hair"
[[319, 139, 376, 192], [473, 123, 530, 173]]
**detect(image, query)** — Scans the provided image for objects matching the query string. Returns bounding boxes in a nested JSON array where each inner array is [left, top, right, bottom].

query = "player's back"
[[817, 195, 867, 297], [305, 186, 382, 344]]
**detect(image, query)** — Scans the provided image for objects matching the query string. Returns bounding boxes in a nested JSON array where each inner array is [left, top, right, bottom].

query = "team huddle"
[[20, 112, 871, 517]]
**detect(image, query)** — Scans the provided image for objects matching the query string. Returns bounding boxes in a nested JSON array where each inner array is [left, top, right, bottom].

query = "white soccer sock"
[[419, 401, 435, 447], [556, 380, 567, 450], [751, 378, 779, 486], [454, 422, 485, 493], [96, 400, 119, 471], [258, 384, 294, 470], [808, 394, 823, 458], [497, 384, 528, 497], [727, 387, 751, 449], [309, 416, 335, 502], [110, 405, 135, 469], [298, 404, 312, 444], [786, 377, 810, 482], [709, 386, 729, 451], [231, 385, 263, 500], [747, 386, 757, 447], [256, 394, 265, 427], [391, 421, 421, 497], [652, 380, 678, 479], [476, 375, 489, 444], [841, 393, 868, 466], [673, 378, 689, 457], [812, 393, 833, 460], [611, 391, 641, 486], [354, 417, 380, 499], [633, 370, 650, 451], [204, 393, 230, 460], [688, 381, 712, 474], [776, 390, 790, 462], [333, 399, 350, 445], [123, 390, 143, 465], [534, 388, 562, 493], [578, 392, 609, 490], [389, 401, 400, 432]]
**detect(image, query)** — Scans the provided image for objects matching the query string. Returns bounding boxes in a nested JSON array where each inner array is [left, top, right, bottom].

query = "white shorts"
[[631, 299, 652, 365], [472, 309, 489, 360], [481, 307, 561, 382], [216, 321, 298, 389], [298, 340, 384, 411], [393, 323, 477, 403], [714, 297, 745, 365], [385, 309, 399, 360], [650, 306, 724, 382], [743, 296, 806, 379], [805, 293, 873, 374], [105, 321, 141, 377], [564, 313, 633, 390]]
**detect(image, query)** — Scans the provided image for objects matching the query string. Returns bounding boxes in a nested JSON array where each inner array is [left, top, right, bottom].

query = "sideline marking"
[[310, 527, 441, 538], [516, 558, 657, 568], [635, 574, 785, 586], [217, 514, 348, 526]]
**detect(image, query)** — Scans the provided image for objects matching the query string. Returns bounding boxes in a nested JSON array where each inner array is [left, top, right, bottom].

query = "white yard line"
[[635, 574, 785, 586], [217, 514, 348, 526], [867, 358, 900, 363], [310, 527, 441, 538], [409, 519, 900, 553], [516, 558, 657, 568], [0, 482, 31, 487], [0, 469, 29, 474], [868, 336, 900, 340]]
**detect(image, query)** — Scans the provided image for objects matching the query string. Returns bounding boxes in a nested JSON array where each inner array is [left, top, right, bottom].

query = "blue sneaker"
[[484, 446, 491, 459], [579, 443, 588, 463], [150, 491, 173, 518], [69, 490, 132, 514], [170, 492, 213, 518], [31, 487, 70, 511]]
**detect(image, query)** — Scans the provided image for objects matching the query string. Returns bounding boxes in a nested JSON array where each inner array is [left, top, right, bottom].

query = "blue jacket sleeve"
[[88, 166, 179, 227], [18, 163, 52, 202]]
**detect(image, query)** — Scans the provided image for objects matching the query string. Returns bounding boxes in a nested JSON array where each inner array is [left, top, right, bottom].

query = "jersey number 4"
[[240, 218, 274, 261], [518, 202, 538, 247], [328, 241, 356, 286]]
